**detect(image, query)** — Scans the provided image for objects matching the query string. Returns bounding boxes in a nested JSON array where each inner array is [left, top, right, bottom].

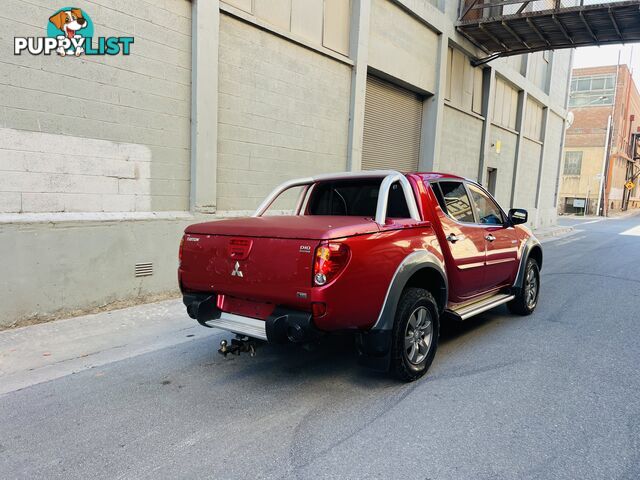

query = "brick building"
[[560, 64, 640, 215], [0, 0, 572, 326]]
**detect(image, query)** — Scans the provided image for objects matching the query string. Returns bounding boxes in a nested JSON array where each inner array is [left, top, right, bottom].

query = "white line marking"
[[581, 220, 602, 225], [620, 225, 640, 236]]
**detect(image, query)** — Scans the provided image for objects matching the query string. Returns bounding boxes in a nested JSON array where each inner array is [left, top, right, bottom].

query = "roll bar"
[[252, 170, 422, 225]]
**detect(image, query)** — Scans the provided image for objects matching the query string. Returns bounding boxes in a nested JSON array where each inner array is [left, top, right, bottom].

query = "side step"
[[446, 293, 515, 321]]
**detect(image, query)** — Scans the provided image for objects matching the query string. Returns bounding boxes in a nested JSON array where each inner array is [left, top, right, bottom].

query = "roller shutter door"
[[362, 75, 423, 171]]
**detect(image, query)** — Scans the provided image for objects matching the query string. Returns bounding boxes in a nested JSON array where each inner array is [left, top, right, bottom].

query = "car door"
[[430, 181, 488, 302], [466, 183, 519, 288]]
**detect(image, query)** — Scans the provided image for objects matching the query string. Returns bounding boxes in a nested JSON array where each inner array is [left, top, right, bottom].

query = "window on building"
[[569, 74, 615, 107], [563, 151, 583, 175]]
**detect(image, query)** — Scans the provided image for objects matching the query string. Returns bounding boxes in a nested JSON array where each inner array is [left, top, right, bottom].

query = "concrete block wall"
[[514, 138, 543, 219], [368, 0, 438, 93], [549, 51, 572, 107], [0, 128, 152, 213], [439, 106, 483, 180], [0, 0, 192, 214], [216, 14, 351, 212], [487, 126, 517, 208]]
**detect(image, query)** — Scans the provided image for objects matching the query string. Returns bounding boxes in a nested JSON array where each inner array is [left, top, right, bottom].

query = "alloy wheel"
[[404, 306, 433, 365], [525, 267, 539, 309]]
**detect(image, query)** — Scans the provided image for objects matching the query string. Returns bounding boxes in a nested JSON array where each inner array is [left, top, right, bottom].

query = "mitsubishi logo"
[[231, 261, 243, 278]]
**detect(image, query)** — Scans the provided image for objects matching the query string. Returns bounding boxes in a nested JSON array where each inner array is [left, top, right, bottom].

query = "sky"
[[573, 43, 640, 85]]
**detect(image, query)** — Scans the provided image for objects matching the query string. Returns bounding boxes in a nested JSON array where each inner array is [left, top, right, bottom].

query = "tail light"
[[179, 235, 185, 264], [313, 242, 350, 286]]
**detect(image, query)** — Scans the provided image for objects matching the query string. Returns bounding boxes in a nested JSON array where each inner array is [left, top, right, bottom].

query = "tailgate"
[[180, 234, 315, 311]]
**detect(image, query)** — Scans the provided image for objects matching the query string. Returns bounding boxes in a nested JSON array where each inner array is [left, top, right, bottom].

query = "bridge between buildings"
[[457, 0, 640, 64]]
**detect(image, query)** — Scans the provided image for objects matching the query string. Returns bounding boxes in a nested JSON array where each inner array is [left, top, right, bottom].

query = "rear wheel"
[[390, 288, 439, 382], [508, 258, 540, 315]]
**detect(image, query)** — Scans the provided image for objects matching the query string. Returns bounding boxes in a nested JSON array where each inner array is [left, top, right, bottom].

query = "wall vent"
[[135, 262, 153, 277]]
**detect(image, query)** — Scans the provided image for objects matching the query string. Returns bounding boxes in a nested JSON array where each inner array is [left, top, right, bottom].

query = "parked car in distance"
[[178, 171, 542, 381]]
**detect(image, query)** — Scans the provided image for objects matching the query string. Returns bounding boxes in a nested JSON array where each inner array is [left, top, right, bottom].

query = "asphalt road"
[[2, 215, 640, 479]]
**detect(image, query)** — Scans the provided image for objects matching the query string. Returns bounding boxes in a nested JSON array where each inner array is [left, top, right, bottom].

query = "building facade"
[[560, 65, 640, 215], [0, 0, 572, 326]]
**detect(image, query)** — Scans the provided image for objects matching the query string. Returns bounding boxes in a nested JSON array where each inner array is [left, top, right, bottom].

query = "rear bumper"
[[207, 312, 268, 340], [183, 293, 320, 343]]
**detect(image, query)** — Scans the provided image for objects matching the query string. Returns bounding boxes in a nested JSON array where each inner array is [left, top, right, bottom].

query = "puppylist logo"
[[14, 7, 134, 57]]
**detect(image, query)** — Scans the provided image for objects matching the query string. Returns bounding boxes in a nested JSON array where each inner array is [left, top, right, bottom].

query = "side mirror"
[[508, 208, 528, 225]]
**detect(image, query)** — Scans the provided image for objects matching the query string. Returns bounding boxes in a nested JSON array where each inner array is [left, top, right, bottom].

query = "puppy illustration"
[[49, 9, 87, 57]]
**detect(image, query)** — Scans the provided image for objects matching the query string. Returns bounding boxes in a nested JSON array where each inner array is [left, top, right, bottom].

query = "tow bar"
[[218, 335, 257, 358]]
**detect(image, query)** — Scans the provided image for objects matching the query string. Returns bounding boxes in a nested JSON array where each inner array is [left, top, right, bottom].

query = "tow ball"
[[218, 336, 257, 358]]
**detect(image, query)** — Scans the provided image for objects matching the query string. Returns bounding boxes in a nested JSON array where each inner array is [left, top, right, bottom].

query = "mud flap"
[[356, 329, 392, 371]]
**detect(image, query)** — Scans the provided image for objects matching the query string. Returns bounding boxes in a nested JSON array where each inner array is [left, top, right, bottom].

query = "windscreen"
[[306, 179, 410, 218]]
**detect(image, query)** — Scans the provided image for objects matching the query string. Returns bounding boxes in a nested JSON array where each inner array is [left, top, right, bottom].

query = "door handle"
[[485, 234, 496, 242], [446, 233, 461, 243]]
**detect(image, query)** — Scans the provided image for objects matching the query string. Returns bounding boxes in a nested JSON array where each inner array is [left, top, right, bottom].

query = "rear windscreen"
[[306, 179, 410, 218]]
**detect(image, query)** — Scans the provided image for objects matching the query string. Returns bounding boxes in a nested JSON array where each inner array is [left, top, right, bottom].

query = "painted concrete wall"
[[487, 125, 517, 208], [550, 51, 572, 107], [514, 138, 542, 220], [216, 14, 350, 212], [222, 0, 351, 56], [368, 0, 438, 93], [0, 215, 193, 327], [1, 0, 193, 327], [439, 106, 483, 179], [0, 0, 192, 214]]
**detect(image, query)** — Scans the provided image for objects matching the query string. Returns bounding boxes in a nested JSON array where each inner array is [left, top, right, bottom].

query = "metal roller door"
[[362, 75, 423, 171]]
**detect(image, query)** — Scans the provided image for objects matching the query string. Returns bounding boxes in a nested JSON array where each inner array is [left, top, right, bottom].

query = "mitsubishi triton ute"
[[178, 171, 542, 381]]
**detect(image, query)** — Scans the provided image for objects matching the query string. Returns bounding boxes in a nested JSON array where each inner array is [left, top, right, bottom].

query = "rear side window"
[[431, 182, 447, 211], [307, 179, 409, 218], [436, 181, 475, 223]]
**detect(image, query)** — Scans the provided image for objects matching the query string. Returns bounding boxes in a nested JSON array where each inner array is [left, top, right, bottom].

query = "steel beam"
[[502, 21, 531, 48]]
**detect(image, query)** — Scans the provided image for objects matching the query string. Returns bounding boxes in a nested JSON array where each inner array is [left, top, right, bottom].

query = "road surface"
[[1, 214, 639, 479]]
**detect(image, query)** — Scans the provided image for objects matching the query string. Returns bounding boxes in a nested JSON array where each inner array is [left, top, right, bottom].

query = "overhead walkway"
[[457, 0, 640, 63]]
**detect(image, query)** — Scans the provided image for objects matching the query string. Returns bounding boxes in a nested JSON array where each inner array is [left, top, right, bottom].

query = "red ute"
[[178, 171, 542, 381]]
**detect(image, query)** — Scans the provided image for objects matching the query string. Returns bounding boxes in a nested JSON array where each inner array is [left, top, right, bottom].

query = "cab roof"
[[409, 172, 471, 182]]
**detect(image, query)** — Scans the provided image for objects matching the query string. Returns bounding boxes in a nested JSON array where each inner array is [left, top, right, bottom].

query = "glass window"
[[563, 151, 583, 175], [568, 93, 614, 107], [576, 78, 590, 91], [605, 76, 615, 89], [468, 185, 504, 225], [306, 179, 409, 218], [431, 182, 447, 211], [569, 74, 616, 107], [307, 179, 381, 217], [438, 182, 475, 223]]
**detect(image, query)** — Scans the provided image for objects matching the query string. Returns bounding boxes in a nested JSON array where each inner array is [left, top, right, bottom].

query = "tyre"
[[390, 288, 439, 382], [507, 257, 540, 315]]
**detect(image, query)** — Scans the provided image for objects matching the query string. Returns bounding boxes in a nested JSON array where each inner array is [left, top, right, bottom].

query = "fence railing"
[[460, 0, 626, 23]]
